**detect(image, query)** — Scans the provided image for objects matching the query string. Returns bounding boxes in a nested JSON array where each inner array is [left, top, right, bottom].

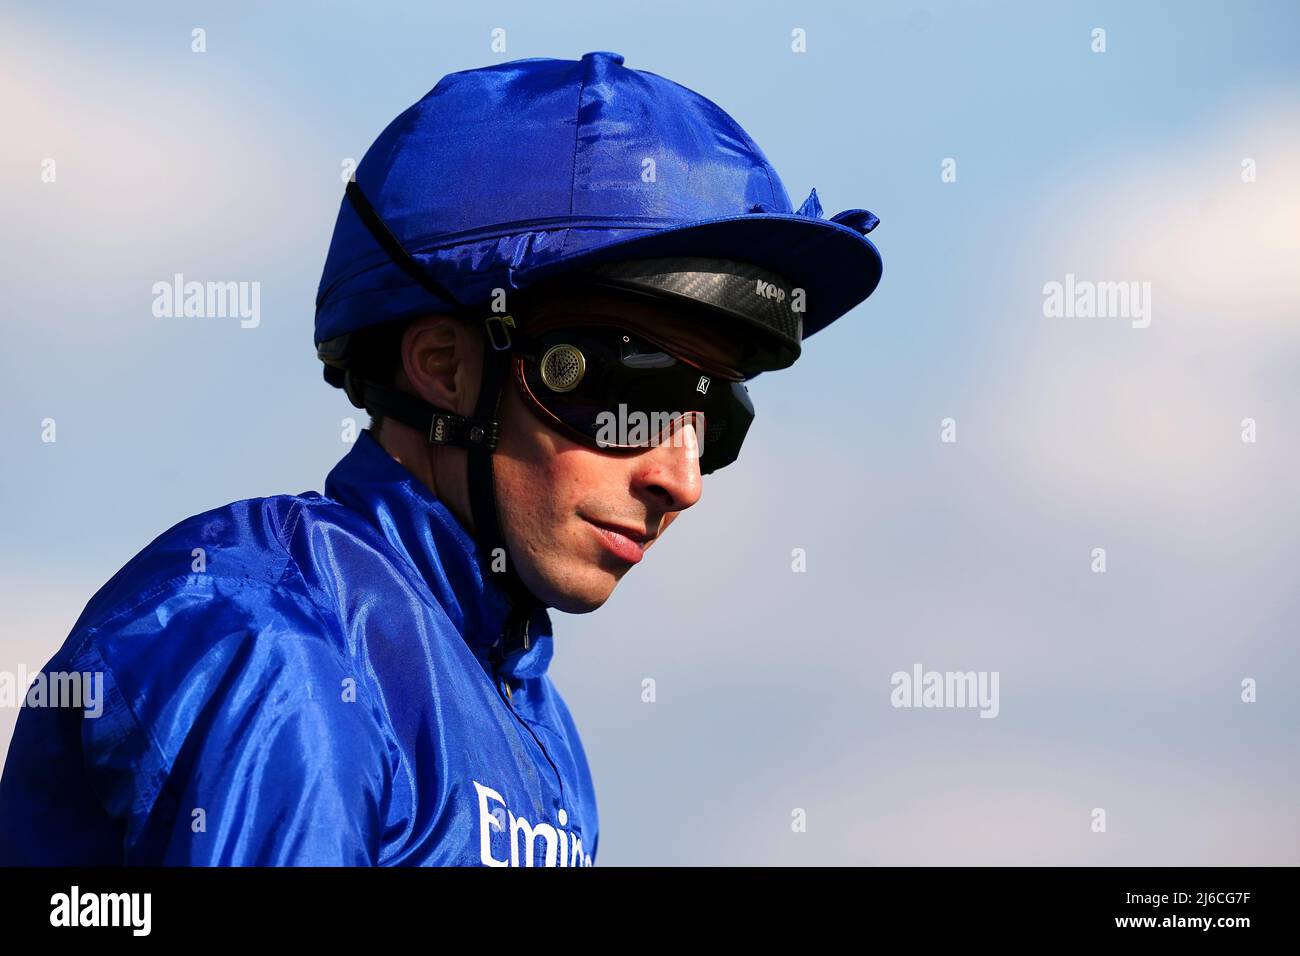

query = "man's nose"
[[631, 414, 704, 511]]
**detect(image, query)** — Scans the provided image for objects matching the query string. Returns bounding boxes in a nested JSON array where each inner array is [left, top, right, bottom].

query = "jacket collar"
[[323, 428, 554, 679]]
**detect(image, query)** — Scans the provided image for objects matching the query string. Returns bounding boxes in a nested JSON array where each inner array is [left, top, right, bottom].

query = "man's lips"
[[583, 517, 655, 564], [584, 517, 654, 544]]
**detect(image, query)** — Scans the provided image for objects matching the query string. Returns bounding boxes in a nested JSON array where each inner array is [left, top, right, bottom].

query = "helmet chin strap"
[[342, 320, 547, 643], [337, 180, 546, 649], [463, 326, 549, 633]]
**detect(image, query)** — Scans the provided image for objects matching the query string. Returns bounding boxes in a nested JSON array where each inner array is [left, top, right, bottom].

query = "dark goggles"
[[511, 319, 755, 475]]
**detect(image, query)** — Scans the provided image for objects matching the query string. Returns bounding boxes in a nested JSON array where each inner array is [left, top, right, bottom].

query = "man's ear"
[[400, 315, 483, 416]]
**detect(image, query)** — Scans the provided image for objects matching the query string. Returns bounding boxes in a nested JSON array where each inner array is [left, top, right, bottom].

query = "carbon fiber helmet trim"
[[573, 257, 804, 374]]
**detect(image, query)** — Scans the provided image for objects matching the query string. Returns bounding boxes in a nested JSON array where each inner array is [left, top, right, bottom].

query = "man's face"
[[492, 288, 749, 614]]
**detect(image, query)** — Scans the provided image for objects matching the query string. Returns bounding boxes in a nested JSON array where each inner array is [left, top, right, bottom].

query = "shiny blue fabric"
[[315, 50, 882, 352], [0, 430, 598, 866]]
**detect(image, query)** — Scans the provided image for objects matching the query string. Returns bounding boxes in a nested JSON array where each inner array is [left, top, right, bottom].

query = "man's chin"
[[531, 567, 619, 615]]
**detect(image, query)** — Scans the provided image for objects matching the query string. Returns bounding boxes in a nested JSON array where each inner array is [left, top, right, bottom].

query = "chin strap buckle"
[[485, 314, 516, 351], [428, 412, 500, 450]]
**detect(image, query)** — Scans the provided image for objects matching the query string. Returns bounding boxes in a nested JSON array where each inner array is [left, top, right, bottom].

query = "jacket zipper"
[[495, 607, 530, 703], [491, 604, 567, 801]]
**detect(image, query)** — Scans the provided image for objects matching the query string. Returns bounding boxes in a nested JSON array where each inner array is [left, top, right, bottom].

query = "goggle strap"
[[343, 371, 500, 451], [466, 346, 545, 616], [343, 180, 466, 312]]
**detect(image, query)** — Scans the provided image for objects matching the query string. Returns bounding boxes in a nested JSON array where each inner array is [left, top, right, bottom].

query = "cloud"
[[986, 91, 1300, 520], [0, 15, 337, 348]]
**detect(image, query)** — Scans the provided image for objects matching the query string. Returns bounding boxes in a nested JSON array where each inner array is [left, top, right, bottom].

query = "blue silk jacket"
[[0, 429, 599, 866]]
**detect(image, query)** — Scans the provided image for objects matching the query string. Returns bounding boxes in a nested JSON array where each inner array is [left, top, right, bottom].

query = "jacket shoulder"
[[72, 492, 322, 631], [58, 490, 368, 707], [47, 492, 392, 863]]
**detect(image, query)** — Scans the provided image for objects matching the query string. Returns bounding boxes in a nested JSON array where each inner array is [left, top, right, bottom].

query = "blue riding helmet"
[[314, 50, 882, 362]]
